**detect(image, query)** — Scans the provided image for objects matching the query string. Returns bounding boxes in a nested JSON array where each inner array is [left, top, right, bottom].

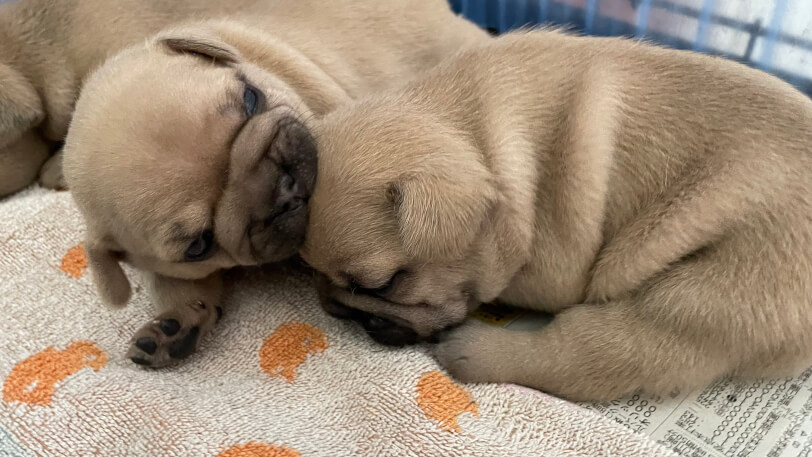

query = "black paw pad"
[[131, 357, 152, 366], [168, 326, 200, 359], [159, 319, 181, 336], [135, 337, 157, 355]]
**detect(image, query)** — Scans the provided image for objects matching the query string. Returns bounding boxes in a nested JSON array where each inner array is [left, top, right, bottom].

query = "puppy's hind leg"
[[434, 300, 729, 401], [435, 235, 812, 401], [127, 273, 224, 367]]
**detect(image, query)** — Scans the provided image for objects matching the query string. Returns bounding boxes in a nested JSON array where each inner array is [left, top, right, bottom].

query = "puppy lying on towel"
[[302, 29, 812, 401], [63, 1, 489, 367]]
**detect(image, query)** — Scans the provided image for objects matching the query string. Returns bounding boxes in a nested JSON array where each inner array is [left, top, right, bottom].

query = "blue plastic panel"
[[451, 0, 812, 95]]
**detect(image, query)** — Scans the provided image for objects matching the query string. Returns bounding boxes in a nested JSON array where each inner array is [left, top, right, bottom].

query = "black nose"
[[314, 278, 421, 347], [273, 171, 307, 214], [361, 315, 419, 347], [323, 299, 366, 320], [268, 117, 317, 219]]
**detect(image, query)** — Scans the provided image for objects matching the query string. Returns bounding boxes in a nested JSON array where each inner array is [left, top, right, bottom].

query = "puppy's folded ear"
[[85, 241, 131, 308], [388, 145, 497, 261], [157, 27, 241, 64], [0, 62, 44, 149]]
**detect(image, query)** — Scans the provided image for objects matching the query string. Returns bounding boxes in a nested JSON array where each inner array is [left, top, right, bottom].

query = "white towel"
[[0, 188, 675, 457]]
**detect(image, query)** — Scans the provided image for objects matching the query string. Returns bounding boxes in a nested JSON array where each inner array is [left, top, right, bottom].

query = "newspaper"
[[471, 304, 812, 457]]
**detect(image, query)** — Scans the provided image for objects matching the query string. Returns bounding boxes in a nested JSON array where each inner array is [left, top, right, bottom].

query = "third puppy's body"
[[305, 30, 812, 401]]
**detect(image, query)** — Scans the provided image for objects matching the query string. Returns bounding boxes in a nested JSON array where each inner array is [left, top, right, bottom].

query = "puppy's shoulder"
[[451, 28, 615, 76]]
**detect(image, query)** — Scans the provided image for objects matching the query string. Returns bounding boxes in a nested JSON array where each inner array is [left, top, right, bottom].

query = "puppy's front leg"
[[127, 273, 223, 367], [434, 301, 725, 402], [38, 147, 68, 190]]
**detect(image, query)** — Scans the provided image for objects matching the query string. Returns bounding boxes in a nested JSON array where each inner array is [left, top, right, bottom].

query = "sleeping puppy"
[[63, 3, 489, 367], [302, 29, 812, 401], [0, 0, 310, 197]]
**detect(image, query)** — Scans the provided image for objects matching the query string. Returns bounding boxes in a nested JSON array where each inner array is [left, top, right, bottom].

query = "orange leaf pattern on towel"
[[60, 244, 88, 279], [260, 322, 327, 382], [218, 442, 301, 457], [2, 341, 107, 406], [416, 371, 479, 432]]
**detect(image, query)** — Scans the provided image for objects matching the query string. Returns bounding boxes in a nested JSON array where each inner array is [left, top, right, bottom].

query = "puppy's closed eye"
[[185, 230, 217, 262], [347, 269, 408, 297]]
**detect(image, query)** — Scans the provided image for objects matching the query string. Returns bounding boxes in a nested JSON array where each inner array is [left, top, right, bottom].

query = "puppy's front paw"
[[432, 320, 512, 384], [126, 301, 221, 368]]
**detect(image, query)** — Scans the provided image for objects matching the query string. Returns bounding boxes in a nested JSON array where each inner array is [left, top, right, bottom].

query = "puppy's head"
[[64, 26, 317, 307], [302, 100, 498, 345]]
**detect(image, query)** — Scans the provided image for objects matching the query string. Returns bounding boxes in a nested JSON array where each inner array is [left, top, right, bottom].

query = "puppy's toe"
[[126, 301, 220, 368], [432, 319, 510, 384], [38, 152, 68, 191], [126, 319, 200, 368]]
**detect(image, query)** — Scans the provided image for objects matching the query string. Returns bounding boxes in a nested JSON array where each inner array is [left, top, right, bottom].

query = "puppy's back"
[[405, 29, 812, 220]]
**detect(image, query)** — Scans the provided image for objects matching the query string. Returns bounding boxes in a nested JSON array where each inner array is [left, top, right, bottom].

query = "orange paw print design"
[[416, 371, 479, 432], [218, 442, 300, 457], [60, 244, 88, 279], [2, 341, 107, 406], [260, 322, 327, 382]]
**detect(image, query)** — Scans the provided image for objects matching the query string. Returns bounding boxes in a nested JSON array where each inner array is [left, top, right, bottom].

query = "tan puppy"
[[63, 2, 489, 367], [303, 29, 812, 402], [0, 0, 312, 197]]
